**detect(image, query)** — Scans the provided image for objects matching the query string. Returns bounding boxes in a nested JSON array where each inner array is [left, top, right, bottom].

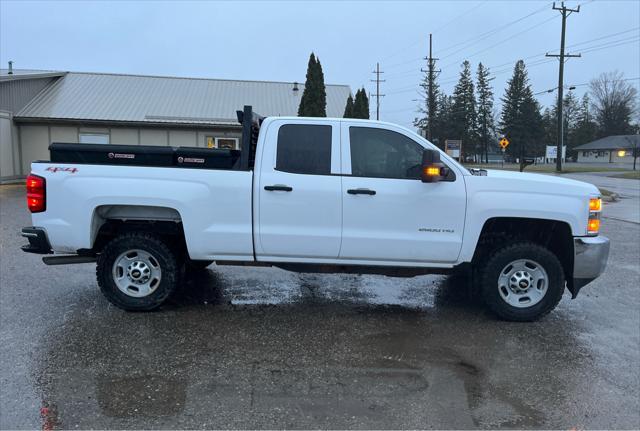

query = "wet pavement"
[[1, 183, 639, 429]]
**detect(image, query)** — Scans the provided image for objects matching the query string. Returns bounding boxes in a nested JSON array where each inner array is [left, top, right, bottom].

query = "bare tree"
[[589, 71, 637, 137]]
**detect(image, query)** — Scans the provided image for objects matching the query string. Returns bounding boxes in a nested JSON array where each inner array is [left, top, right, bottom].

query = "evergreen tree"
[[431, 93, 454, 150], [413, 60, 440, 139], [499, 60, 544, 161], [476, 62, 495, 163], [571, 94, 598, 159], [353, 88, 370, 119], [451, 61, 478, 158], [298, 53, 327, 117], [541, 107, 556, 147], [562, 90, 581, 159], [343, 94, 354, 118]]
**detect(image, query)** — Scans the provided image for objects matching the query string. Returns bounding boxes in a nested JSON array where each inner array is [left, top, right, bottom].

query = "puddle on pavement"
[[96, 375, 187, 418], [29, 265, 598, 429], [171, 265, 468, 311]]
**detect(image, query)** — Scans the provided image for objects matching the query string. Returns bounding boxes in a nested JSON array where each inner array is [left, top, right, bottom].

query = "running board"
[[42, 255, 97, 265]]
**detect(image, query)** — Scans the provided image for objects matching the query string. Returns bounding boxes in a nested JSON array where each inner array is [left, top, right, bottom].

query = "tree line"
[[298, 53, 370, 119], [296, 52, 637, 161], [415, 59, 638, 161]]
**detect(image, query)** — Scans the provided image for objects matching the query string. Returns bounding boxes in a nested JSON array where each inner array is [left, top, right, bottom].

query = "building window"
[[206, 136, 239, 150], [217, 138, 238, 149], [276, 124, 332, 175], [583, 151, 589, 157], [79, 133, 109, 145]]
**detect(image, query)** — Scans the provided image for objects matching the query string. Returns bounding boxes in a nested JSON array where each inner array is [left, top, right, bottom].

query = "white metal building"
[[0, 68, 351, 182], [574, 135, 639, 164]]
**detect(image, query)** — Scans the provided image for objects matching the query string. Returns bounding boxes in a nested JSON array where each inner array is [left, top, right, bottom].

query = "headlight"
[[587, 197, 602, 235]]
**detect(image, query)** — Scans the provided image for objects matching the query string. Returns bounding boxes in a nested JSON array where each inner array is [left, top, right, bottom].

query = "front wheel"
[[97, 232, 179, 311], [479, 242, 565, 321]]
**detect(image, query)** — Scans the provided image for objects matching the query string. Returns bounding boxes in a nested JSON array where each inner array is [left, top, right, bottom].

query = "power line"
[[579, 36, 640, 54], [420, 33, 440, 140], [380, 1, 487, 64], [383, 2, 553, 71], [484, 27, 639, 71], [437, 2, 553, 55], [546, 1, 581, 172], [533, 76, 640, 95], [370, 62, 385, 120], [440, 14, 560, 69]]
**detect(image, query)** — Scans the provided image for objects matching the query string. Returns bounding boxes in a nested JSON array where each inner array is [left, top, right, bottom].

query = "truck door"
[[339, 123, 466, 264], [256, 120, 342, 260]]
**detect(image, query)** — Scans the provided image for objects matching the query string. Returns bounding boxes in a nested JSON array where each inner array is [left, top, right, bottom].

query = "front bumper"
[[572, 235, 610, 295], [21, 226, 53, 254]]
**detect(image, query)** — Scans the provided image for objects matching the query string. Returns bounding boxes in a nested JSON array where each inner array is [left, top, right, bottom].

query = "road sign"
[[499, 137, 510, 149], [445, 139, 462, 159]]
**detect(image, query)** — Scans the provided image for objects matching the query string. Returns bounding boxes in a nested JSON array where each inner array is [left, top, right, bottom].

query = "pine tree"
[[298, 53, 327, 117], [343, 94, 354, 118], [541, 107, 556, 148], [353, 88, 370, 119], [431, 93, 454, 150], [451, 60, 477, 157], [476, 62, 495, 163], [571, 94, 598, 159], [563, 90, 580, 159], [499, 60, 544, 162], [413, 61, 440, 139]]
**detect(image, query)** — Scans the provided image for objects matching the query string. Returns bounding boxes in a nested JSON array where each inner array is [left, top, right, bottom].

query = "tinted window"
[[349, 127, 423, 179], [276, 124, 332, 175]]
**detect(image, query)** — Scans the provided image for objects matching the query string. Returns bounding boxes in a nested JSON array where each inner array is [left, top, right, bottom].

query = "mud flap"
[[567, 278, 594, 299]]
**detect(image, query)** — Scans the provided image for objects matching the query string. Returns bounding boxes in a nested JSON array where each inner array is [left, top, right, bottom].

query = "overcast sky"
[[1, 0, 638, 129]]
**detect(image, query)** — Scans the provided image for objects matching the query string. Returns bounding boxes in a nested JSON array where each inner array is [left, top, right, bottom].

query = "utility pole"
[[546, 2, 580, 172], [371, 62, 385, 120], [421, 34, 440, 141]]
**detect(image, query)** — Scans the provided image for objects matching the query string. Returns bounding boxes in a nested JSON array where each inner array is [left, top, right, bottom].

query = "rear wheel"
[[479, 242, 565, 321], [97, 232, 179, 311]]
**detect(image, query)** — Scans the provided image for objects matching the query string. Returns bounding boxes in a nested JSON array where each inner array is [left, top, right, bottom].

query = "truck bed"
[[49, 143, 242, 170]]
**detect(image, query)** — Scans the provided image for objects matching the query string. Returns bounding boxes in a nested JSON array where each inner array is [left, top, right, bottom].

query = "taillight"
[[26, 174, 46, 213]]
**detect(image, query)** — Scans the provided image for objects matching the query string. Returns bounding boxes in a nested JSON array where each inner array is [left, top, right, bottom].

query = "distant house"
[[574, 135, 639, 164], [0, 68, 351, 182]]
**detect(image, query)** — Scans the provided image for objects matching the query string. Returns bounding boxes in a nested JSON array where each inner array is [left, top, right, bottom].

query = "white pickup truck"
[[21, 106, 609, 321]]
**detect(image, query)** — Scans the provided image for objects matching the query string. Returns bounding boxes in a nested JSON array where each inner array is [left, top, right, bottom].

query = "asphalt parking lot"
[[1, 183, 639, 429]]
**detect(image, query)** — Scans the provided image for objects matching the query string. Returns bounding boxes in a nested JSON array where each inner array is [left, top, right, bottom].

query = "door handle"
[[264, 184, 293, 192], [347, 188, 376, 195]]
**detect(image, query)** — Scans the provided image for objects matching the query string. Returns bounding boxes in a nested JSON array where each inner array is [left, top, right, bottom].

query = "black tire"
[[186, 259, 213, 271], [479, 242, 565, 322], [96, 232, 179, 311]]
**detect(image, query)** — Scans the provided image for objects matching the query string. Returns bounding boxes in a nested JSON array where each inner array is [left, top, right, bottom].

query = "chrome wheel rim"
[[498, 259, 548, 308], [112, 249, 162, 298]]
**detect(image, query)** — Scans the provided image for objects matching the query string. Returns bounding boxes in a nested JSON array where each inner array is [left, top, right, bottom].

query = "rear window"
[[276, 124, 332, 175]]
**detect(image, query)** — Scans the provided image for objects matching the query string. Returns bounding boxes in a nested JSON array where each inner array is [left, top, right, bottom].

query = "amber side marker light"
[[424, 166, 441, 177], [588, 218, 600, 233], [589, 198, 602, 211]]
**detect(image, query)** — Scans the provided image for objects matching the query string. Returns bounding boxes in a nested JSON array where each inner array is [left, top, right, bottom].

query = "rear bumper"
[[572, 235, 610, 294], [21, 226, 53, 254]]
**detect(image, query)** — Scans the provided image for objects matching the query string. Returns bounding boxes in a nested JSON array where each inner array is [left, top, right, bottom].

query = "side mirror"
[[421, 149, 446, 183]]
